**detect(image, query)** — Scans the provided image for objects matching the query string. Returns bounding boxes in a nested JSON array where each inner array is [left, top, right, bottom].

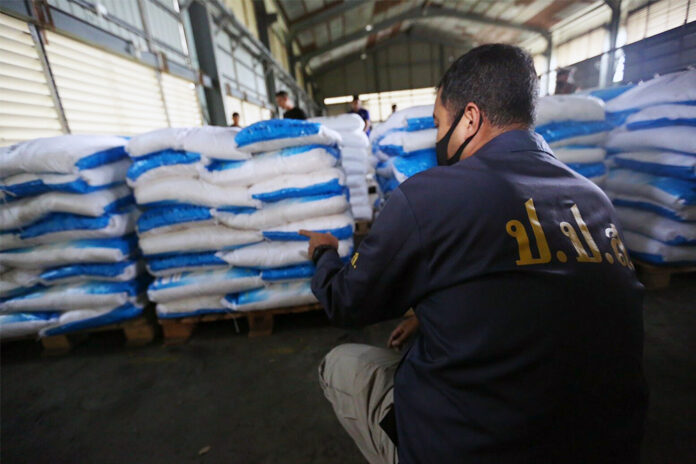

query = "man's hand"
[[299, 229, 339, 259], [387, 316, 420, 349]]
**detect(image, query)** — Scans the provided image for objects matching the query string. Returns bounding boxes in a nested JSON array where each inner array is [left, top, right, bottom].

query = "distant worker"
[[302, 44, 646, 464], [348, 95, 370, 133], [275, 90, 307, 120], [230, 112, 242, 128], [555, 67, 577, 95], [391, 104, 397, 114]]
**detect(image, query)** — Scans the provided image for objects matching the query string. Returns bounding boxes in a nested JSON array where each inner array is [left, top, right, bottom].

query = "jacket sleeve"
[[311, 188, 429, 327]]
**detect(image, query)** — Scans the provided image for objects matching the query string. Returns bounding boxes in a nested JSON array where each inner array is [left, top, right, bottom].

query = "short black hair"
[[438, 44, 537, 127], [275, 90, 288, 98], [352, 95, 359, 101], [232, 112, 240, 117]]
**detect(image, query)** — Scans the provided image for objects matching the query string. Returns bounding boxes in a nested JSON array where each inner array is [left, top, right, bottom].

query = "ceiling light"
[[360, 53, 367, 60], [365, 24, 373, 32]]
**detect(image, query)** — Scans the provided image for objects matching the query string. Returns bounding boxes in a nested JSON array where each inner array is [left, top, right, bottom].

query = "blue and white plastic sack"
[[0, 278, 147, 312], [0, 312, 59, 338], [0, 184, 132, 230], [201, 145, 339, 187], [223, 280, 317, 312], [235, 120, 341, 154], [148, 268, 263, 303], [0, 135, 128, 176]]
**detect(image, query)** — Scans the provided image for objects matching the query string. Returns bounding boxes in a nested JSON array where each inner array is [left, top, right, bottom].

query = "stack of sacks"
[[370, 105, 437, 199], [602, 69, 696, 265], [0, 135, 147, 338], [310, 114, 373, 220], [535, 95, 611, 186], [127, 122, 354, 317], [218, 120, 354, 313]]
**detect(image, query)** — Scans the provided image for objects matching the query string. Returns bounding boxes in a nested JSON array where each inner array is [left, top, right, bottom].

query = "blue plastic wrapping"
[[40, 261, 138, 282], [535, 120, 613, 143], [260, 263, 315, 281], [127, 150, 201, 182], [1, 206, 134, 241], [147, 251, 227, 273], [406, 117, 436, 132], [626, 118, 696, 131], [235, 120, 321, 147], [41, 302, 143, 336], [262, 224, 354, 241], [74, 145, 128, 170], [612, 156, 696, 181], [251, 178, 345, 203], [392, 149, 437, 181], [137, 204, 213, 234]]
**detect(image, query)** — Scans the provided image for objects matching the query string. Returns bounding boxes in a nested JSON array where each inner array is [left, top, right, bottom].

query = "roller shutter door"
[[0, 13, 63, 146], [43, 30, 168, 135], [161, 72, 202, 127]]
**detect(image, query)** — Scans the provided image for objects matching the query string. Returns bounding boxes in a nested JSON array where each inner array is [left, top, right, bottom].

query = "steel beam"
[[288, 0, 369, 41], [302, 5, 550, 65], [310, 30, 470, 77]]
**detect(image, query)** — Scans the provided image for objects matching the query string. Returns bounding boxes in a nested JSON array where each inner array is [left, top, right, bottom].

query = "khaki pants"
[[318, 344, 400, 464]]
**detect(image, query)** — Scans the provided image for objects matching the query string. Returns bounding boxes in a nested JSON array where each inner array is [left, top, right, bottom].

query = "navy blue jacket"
[[312, 130, 647, 463]]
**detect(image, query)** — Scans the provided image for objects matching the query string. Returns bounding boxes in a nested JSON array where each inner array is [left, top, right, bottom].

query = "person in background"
[[349, 95, 370, 134], [302, 44, 646, 464], [391, 104, 397, 114], [555, 67, 577, 95], [230, 112, 242, 128], [275, 90, 307, 120]]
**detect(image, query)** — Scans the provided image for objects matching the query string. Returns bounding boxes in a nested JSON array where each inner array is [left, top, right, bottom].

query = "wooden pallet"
[[10, 316, 156, 355], [634, 259, 696, 289], [159, 303, 323, 343]]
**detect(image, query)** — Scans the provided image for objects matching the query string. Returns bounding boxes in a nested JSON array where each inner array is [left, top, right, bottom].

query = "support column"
[[602, 0, 622, 87], [188, 1, 227, 126], [543, 33, 553, 95]]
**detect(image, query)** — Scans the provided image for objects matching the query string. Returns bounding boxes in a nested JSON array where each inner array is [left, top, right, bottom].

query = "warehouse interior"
[[1, 0, 695, 463]]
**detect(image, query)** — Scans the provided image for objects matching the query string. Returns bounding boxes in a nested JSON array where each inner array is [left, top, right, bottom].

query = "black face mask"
[[435, 110, 483, 166]]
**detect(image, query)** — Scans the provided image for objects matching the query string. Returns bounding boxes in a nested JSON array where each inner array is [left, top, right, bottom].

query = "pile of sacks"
[[535, 95, 611, 186], [370, 105, 437, 199], [602, 69, 696, 265], [311, 114, 373, 220], [0, 135, 146, 339], [126, 122, 354, 318]]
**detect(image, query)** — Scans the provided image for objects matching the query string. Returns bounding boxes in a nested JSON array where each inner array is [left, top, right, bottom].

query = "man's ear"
[[451, 103, 480, 144]]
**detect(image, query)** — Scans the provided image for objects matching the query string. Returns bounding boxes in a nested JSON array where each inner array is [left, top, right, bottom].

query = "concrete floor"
[[2, 274, 695, 464]]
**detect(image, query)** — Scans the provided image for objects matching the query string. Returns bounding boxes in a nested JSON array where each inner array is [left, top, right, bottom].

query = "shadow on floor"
[[2, 275, 695, 463]]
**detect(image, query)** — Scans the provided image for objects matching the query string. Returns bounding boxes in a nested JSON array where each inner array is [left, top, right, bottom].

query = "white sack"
[[157, 295, 228, 317], [135, 177, 258, 208], [310, 114, 365, 132], [222, 280, 317, 312], [213, 193, 349, 230], [148, 268, 263, 303], [201, 145, 338, 187], [615, 207, 696, 245], [605, 69, 696, 113], [535, 95, 605, 127], [606, 126, 696, 154], [0, 209, 136, 251], [623, 230, 696, 264], [139, 225, 262, 256], [0, 135, 127, 176], [1, 185, 131, 230], [217, 239, 353, 268], [248, 168, 345, 202], [0, 237, 136, 268]]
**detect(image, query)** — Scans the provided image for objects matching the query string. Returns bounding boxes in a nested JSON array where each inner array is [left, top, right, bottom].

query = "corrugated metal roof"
[[276, 0, 598, 73]]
